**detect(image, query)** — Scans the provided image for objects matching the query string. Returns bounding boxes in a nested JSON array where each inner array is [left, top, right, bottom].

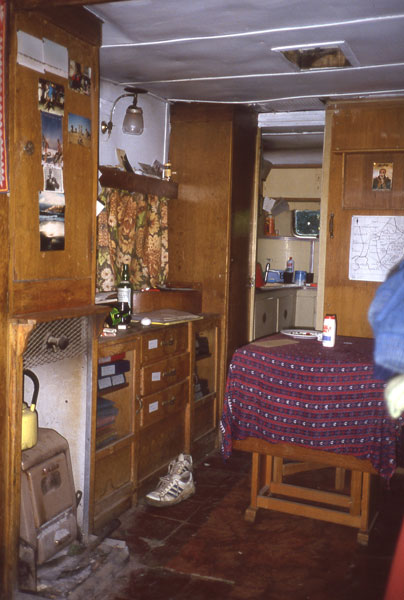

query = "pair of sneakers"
[[145, 453, 195, 507]]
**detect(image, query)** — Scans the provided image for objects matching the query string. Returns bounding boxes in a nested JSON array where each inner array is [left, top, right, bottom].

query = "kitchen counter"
[[257, 283, 317, 291]]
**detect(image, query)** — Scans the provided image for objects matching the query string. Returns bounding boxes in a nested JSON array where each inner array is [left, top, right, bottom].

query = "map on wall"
[[349, 215, 404, 282]]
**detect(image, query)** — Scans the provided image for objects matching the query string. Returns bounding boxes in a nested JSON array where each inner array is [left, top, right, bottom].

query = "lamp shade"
[[122, 104, 144, 135]]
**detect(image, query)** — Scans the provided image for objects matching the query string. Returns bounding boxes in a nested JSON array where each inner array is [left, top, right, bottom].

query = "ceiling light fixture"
[[101, 87, 146, 137]]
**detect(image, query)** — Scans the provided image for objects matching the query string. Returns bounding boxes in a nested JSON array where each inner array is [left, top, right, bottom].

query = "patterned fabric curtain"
[[96, 187, 168, 292]]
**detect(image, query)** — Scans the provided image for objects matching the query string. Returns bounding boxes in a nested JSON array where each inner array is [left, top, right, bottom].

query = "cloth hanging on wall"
[[96, 187, 168, 292], [0, 0, 8, 192]]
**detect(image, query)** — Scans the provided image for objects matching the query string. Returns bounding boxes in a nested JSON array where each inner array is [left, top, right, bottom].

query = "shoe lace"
[[154, 474, 180, 497], [168, 455, 191, 477]]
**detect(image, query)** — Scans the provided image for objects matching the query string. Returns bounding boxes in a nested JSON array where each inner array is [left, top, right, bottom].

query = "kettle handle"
[[23, 369, 39, 410]]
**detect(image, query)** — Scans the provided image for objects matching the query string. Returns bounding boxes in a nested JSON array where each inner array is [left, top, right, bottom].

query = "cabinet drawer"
[[140, 352, 189, 395], [140, 380, 188, 429], [140, 324, 188, 363]]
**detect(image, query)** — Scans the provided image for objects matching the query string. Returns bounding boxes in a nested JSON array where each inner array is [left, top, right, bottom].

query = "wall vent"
[[23, 317, 88, 368]]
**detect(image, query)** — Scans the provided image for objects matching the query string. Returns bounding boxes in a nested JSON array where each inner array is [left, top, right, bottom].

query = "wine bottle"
[[117, 263, 132, 309]]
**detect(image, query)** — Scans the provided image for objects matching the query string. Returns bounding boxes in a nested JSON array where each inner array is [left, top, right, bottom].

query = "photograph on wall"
[[38, 78, 64, 115], [68, 60, 91, 95], [372, 162, 393, 191], [41, 111, 63, 166], [43, 164, 63, 192], [68, 113, 91, 147], [39, 190, 65, 251]]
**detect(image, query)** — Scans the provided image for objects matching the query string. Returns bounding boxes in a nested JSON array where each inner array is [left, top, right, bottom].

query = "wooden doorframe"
[[248, 130, 262, 341]]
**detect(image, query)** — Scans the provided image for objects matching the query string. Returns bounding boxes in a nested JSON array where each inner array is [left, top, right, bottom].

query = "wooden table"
[[221, 335, 402, 544]]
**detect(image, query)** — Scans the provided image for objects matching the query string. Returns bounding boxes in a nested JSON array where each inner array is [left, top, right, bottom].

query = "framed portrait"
[[372, 162, 393, 191]]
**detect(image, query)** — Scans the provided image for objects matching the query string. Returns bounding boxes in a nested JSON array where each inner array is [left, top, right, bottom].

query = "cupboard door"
[[8, 10, 100, 313], [323, 100, 404, 337], [254, 296, 277, 339]]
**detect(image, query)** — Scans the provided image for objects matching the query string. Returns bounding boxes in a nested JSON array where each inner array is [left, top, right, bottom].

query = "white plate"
[[280, 329, 322, 340]]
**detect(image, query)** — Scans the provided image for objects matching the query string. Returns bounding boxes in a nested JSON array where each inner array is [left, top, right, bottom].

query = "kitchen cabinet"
[[254, 288, 296, 339]]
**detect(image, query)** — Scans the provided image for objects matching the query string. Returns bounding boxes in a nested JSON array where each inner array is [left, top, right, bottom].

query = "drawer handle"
[[162, 396, 176, 407], [162, 338, 174, 347], [136, 394, 143, 414], [162, 368, 176, 378]]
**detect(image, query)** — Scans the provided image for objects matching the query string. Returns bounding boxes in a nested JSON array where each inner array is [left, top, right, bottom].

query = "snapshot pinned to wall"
[[43, 164, 63, 192], [38, 78, 64, 115], [41, 112, 63, 166], [68, 113, 91, 147], [38, 190, 65, 252], [372, 162, 393, 191], [68, 59, 91, 95]]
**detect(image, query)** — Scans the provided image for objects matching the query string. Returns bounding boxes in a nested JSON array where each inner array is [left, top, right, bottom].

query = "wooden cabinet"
[[190, 315, 221, 459], [137, 324, 190, 489], [92, 316, 220, 529], [253, 289, 296, 339], [168, 104, 258, 402], [8, 7, 101, 314], [94, 342, 138, 533], [2, 7, 102, 596]]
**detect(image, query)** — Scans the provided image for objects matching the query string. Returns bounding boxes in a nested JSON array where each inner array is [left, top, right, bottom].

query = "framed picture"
[[372, 162, 393, 191], [342, 152, 404, 209]]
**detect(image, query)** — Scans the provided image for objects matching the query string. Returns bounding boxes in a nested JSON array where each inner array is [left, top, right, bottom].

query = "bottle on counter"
[[322, 314, 336, 347], [286, 256, 295, 272], [117, 263, 132, 309]]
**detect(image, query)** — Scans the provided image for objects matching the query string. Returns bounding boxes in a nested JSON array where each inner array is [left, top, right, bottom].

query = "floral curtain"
[[96, 187, 168, 292]]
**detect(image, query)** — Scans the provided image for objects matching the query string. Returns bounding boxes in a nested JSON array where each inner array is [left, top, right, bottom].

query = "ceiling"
[[85, 0, 404, 162]]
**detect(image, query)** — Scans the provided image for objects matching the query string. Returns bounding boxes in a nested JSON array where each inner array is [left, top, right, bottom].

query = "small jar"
[[265, 215, 275, 236]]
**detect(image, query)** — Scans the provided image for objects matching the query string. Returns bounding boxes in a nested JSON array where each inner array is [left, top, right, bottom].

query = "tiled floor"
[[92, 449, 404, 600]]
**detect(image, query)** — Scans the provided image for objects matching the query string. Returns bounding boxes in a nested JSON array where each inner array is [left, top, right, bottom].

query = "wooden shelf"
[[99, 166, 178, 199]]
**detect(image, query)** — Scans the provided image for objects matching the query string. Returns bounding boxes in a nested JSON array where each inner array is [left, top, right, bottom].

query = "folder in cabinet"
[[98, 359, 130, 378]]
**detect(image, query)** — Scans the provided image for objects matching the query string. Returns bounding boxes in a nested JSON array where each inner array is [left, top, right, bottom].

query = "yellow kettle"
[[22, 369, 39, 451]]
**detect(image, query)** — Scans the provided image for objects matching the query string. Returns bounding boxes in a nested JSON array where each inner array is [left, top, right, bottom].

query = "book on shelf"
[[98, 352, 126, 364], [98, 372, 126, 390], [98, 359, 130, 378]]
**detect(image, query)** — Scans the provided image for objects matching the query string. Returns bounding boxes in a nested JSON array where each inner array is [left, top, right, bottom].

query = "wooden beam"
[[99, 166, 178, 199]]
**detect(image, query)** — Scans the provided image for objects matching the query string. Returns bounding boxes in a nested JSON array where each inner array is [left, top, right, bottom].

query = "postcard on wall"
[[41, 111, 63, 166], [372, 162, 393, 191], [43, 164, 63, 193], [17, 30, 44, 73], [38, 78, 65, 115], [39, 190, 65, 251], [43, 38, 68, 78], [68, 60, 91, 95], [68, 113, 91, 147]]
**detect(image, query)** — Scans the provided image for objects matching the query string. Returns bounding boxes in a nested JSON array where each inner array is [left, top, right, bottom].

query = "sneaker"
[[145, 471, 195, 507], [167, 453, 193, 478]]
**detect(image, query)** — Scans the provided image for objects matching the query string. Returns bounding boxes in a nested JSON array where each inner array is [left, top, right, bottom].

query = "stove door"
[[24, 451, 76, 527]]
